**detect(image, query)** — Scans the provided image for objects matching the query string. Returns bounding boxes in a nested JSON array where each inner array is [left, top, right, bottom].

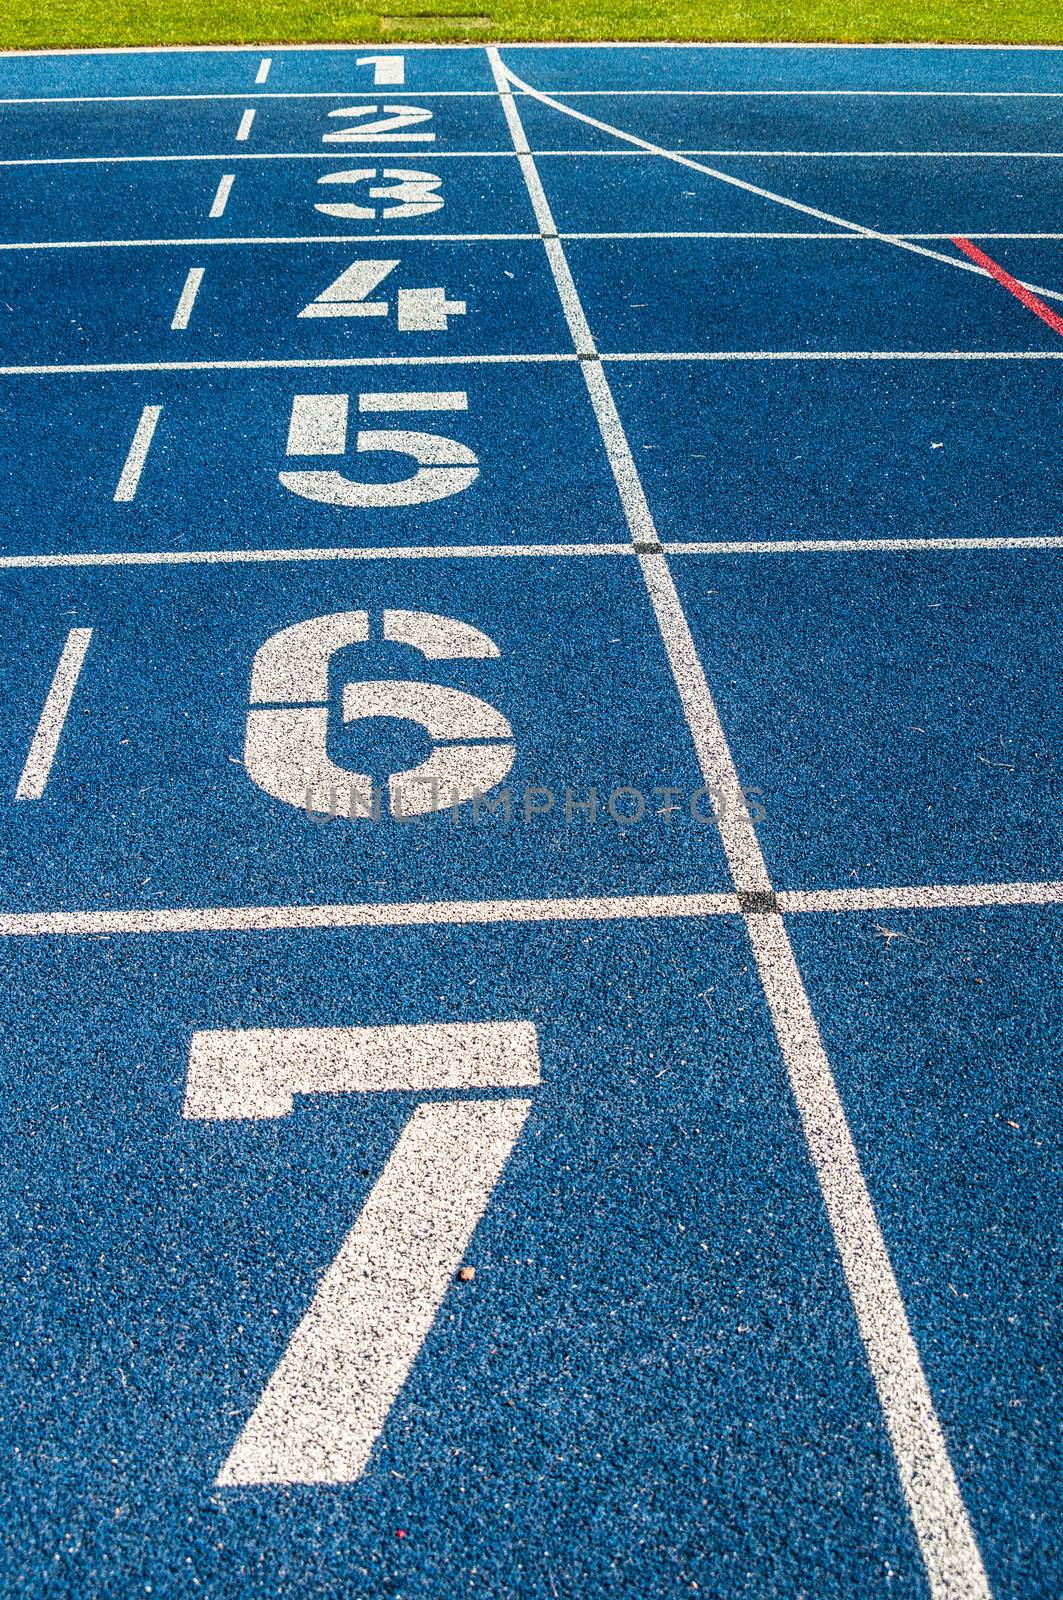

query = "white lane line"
[[781, 881, 1063, 912], [0, 151, 522, 166], [523, 88, 1063, 97], [0, 38, 1055, 51], [0, 879, 1059, 939], [112, 403, 162, 501], [235, 108, 255, 142], [0, 353, 575, 375], [502, 65, 1063, 309], [255, 56, 271, 85], [14, 628, 93, 801], [1, 532, 1060, 571], [605, 350, 1063, 361], [490, 46, 991, 1600], [669, 536, 1063, 553], [215, 1096, 531, 1486], [0, 892, 742, 938], [535, 147, 1063, 157], [0, 542, 632, 571], [5, 351, 1062, 378], [574, 231, 1063, 240], [0, 90, 502, 104], [208, 173, 234, 217], [170, 266, 204, 329], [0, 233, 540, 250], [0, 231, 1058, 253]]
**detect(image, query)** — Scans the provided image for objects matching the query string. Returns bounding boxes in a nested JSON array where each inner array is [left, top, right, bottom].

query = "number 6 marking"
[[184, 1020, 541, 1486]]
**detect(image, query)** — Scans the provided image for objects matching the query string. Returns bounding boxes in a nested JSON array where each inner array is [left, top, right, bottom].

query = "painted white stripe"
[[605, 350, 1063, 362], [0, 879, 1059, 940], [0, 229, 1058, 252], [0, 90, 502, 103], [254, 56, 271, 85], [4, 351, 1063, 379], [215, 1096, 531, 1485], [235, 108, 255, 142], [669, 536, 1063, 553], [574, 231, 1063, 240], [0, 893, 741, 938], [14, 628, 93, 801], [781, 881, 1063, 913], [2, 84, 1063, 103], [534, 147, 1063, 157], [1, 38, 1059, 52], [112, 403, 161, 500], [0, 232, 540, 249], [0, 541, 631, 571], [502, 67, 1063, 309], [208, 173, 234, 217], [532, 88, 1063, 96], [0, 354, 574, 376], [170, 265, 204, 329], [185, 1019, 541, 1119], [1, 532, 1060, 571], [0, 151, 521, 166], [491, 47, 991, 1600]]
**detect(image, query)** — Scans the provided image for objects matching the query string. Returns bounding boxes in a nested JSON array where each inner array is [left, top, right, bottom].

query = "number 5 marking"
[[183, 1020, 541, 1486]]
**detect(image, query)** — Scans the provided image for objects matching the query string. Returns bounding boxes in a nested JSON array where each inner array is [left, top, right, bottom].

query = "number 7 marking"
[[183, 1020, 540, 1486]]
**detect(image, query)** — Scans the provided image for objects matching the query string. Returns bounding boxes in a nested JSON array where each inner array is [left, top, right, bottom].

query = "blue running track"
[[0, 39, 1060, 1600]]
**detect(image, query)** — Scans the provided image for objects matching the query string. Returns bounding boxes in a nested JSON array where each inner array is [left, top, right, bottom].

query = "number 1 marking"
[[183, 1020, 540, 1485], [357, 55, 405, 86]]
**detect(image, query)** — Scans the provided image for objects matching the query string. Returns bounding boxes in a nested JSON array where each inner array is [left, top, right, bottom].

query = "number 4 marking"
[[298, 260, 466, 331], [183, 1020, 541, 1485]]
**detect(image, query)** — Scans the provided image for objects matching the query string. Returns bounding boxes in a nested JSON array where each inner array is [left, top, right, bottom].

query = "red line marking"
[[952, 234, 1063, 337]]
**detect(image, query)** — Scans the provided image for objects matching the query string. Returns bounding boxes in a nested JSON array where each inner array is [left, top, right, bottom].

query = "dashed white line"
[[170, 266, 204, 329], [235, 108, 255, 142], [14, 628, 93, 801], [491, 45, 992, 1600], [255, 56, 271, 85], [208, 172, 234, 217], [112, 403, 162, 501]]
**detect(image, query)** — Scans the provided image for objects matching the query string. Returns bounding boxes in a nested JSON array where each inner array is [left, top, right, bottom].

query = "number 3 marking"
[[183, 1020, 541, 1485]]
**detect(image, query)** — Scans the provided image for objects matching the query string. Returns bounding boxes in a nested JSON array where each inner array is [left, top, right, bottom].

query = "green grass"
[[5, 0, 1063, 53]]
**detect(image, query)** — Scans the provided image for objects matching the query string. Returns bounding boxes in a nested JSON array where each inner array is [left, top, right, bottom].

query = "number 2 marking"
[[183, 1020, 541, 1484], [324, 105, 435, 144]]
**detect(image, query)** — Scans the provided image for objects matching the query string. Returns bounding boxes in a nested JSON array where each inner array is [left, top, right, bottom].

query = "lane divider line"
[[2, 533, 1063, 571], [1, 878, 1061, 937], [490, 45, 992, 1600]]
